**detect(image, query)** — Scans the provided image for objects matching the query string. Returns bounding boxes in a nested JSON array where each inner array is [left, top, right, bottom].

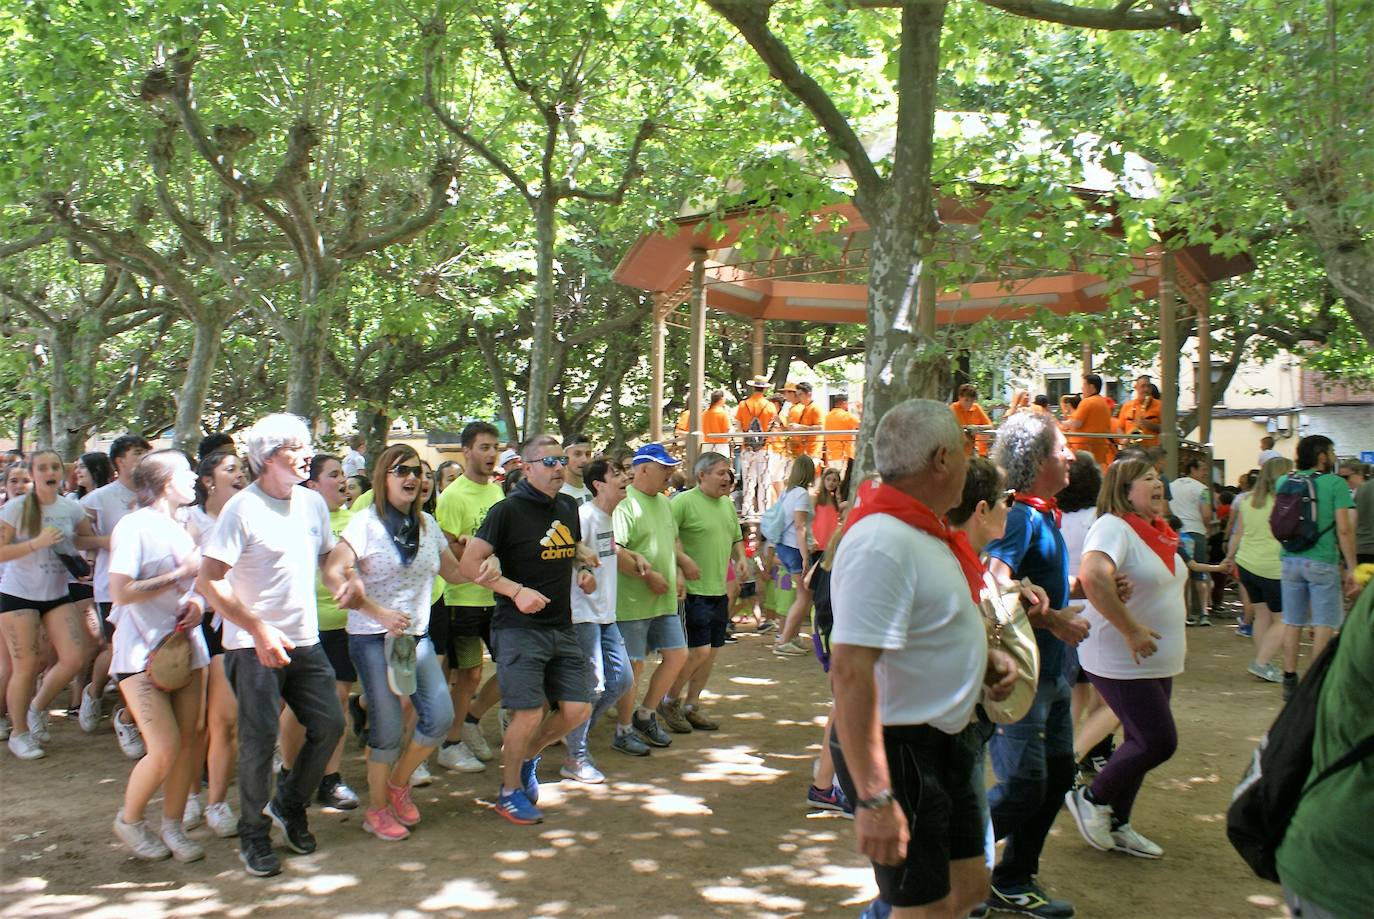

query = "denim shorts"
[[618, 612, 688, 661], [1279, 556, 1345, 629], [775, 543, 806, 575], [1183, 532, 1210, 582]]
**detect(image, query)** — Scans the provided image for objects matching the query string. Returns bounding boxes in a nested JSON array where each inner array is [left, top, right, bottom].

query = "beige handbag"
[[979, 575, 1040, 724], [147, 625, 194, 692]]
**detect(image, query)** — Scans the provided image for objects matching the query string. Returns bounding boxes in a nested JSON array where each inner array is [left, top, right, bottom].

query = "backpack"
[[743, 412, 765, 451], [1226, 633, 1374, 881], [809, 559, 834, 672], [759, 496, 788, 546], [1269, 472, 1333, 552]]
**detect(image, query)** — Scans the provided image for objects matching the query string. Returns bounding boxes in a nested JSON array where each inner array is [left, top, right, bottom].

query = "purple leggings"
[[1084, 674, 1177, 823]]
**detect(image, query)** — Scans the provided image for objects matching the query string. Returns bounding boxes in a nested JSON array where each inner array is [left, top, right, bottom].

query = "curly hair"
[[992, 412, 1059, 493]]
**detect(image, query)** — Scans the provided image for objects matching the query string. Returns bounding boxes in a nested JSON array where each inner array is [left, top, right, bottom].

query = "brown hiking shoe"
[[684, 708, 719, 731], [656, 699, 693, 734]]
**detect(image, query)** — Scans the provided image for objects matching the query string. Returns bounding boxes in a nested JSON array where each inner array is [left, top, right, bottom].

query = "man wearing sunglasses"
[[459, 435, 595, 825]]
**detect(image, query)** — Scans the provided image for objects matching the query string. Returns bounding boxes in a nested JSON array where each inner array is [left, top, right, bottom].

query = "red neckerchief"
[[1015, 493, 1061, 528], [1122, 513, 1179, 574], [843, 480, 982, 603]]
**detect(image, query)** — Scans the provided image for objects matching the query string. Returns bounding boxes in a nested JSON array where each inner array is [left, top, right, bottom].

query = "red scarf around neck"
[[1122, 513, 1179, 574], [843, 479, 983, 603], [1015, 493, 1061, 528]]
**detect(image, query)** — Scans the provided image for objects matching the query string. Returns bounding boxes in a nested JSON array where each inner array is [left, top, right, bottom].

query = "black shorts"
[[1, 593, 72, 616], [442, 605, 494, 660], [739, 581, 757, 599], [319, 628, 357, 683], [683, 594, 730, 648], [97, 601, 115, 640], [68, 582, 94, 603], [1237, 565, 1283, 613], [200, 609, 224, 657], [832, 722, 984, 908], [490, 625, 592, 710]]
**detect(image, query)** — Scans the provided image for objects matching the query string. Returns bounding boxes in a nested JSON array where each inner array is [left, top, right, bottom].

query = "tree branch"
[[0, 224, 58, 259], [559, 118, 655, 204], [975, 0, 1201, 32], [333, 157, 459, 259]]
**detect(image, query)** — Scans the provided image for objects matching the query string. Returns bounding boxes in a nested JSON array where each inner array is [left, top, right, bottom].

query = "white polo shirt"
[[831, 514, 986, 733]]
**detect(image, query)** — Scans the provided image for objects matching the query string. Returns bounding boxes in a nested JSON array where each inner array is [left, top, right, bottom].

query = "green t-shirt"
[[315, 506, 354, 631], [614, 485, 679, 621], [1275, 579, 1374, 912], [435, 476, 505, 606], [671, 487, 742, 597], [1278, 471, 1355, 565]]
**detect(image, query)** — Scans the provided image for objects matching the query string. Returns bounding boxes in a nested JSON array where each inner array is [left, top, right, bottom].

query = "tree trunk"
[[29, 353, 53, 451], [353, 405, 390, 470], [474, 325, 521, 444], [172, 314, 224, 452], [851, 0, 948, 485], [45, 326, 90, 460], [524, 194, 558, 438]]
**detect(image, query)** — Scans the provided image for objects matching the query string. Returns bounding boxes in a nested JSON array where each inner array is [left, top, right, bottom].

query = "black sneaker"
[[239, 835, 281, 877], [988, 881, 1075, 918], [264, 798, 316, 854], [632, 711, 672, 748], [317, 773, 360, 810]]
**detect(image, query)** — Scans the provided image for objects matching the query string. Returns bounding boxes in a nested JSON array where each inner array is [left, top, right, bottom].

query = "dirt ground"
[[1, 604, 1297, 919]]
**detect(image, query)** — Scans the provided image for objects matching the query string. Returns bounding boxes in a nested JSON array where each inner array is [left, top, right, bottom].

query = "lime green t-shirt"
[[1278, 471, 1355, 565], [315, 506, 354, 631], [436, 476, 505, 606], [671, 487, 742, 597], [614, 485, 679, 621], [351, 490, 372, 512]]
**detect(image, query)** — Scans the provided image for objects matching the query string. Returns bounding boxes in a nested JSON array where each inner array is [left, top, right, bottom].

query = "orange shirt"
[[674, 409, 689, 435], [824, 408, 860, 462], [951, 401, 992, 456], [1116, 397, 1162, 448], [1067, 394, 1114, 464], [789, 400, 824, 458], [702, 404, 732, 444], [736, 394, 779, 450]]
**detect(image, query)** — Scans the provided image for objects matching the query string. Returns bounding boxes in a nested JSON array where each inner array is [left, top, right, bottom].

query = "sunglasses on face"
[[535, 456, 570, 468], [390, 464, 423, 479]]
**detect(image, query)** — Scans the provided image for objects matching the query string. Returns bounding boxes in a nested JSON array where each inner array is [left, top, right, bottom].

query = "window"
[[1045, 375, 1072, 403], [1191, 363, 1226, 407]]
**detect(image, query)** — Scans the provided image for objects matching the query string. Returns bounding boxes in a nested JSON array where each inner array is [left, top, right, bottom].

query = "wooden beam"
[[649, 294, 666, 442], [751, 319, 766, 378], [1196, 280, 1212, 445], [688, 248, 707, 469], [1159, 251, 1180, 478]]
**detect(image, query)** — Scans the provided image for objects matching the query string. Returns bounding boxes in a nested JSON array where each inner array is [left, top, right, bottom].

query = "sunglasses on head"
[[1001, 489, 1016, 508], [390, 464, 423, 479], [536, 455, 570, 468]]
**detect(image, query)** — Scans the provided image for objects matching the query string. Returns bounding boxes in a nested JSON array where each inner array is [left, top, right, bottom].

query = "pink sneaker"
[[362, 806, 409, 841], [387, 781, 421, 826]]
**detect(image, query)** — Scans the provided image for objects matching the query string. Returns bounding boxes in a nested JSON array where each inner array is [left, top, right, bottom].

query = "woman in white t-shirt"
[[1065, 458, 1188, 861], [774, 455, 816, 654], [0, 463, 33, 743], [323, 444, 467, 842], [0, 450, 100, 761], [107, 450, 211, 862]]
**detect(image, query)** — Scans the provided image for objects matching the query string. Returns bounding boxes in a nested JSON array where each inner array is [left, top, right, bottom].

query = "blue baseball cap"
[[632, 443, 681, 467]]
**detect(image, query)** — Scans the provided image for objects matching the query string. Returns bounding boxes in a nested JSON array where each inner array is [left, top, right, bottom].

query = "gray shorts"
[[618, 613, 688, 661], [490, 626, 593, 711]]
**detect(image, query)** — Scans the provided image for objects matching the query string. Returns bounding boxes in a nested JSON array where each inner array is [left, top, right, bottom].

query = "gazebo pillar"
[[1159, 251, 1180, 478], [751, 319, 766, 379], [649, 295, 666, 442], [687, 248, 707, 469], [1196, 282, 1213, 447]]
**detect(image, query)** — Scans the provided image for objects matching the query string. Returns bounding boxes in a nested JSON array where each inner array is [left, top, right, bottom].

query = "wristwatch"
[[856, 789, 895, 810]]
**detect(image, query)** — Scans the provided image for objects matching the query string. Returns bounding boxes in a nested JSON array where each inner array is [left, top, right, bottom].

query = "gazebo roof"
[[613, 193, 1253, 324]]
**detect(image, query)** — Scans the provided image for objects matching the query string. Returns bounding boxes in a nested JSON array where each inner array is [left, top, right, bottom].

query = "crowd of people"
[[0, 386, 1370, 917]]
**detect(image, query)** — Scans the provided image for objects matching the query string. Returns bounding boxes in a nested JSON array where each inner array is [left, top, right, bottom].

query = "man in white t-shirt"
[[341, 435, 367, 478], [830, 399, 1017, 919], [558, 434, 595, 506], [1168, 457, 1214, 625], [1256, 436, 1284, 467], [78, 434, 149, 744], [198, 414, 359, 879]]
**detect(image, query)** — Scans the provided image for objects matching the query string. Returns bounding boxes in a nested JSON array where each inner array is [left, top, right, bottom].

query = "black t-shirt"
[[476, 482, 582, 630]]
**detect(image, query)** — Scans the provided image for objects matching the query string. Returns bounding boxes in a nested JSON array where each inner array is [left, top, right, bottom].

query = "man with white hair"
[[830, 399, 1018, 919], [198, 413, 357, 878]]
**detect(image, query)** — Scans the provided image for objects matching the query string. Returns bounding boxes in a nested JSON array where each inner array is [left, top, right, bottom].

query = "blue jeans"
[[988, 672, 1075, 888], [348, 633, 453, 764], [1279, 556, 1345, 628], [565, 621, 633, 760]]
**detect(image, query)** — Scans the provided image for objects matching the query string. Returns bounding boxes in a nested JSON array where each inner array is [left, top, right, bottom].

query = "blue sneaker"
[[1236, 622, 1253, 638], [495, 787, 543, 825], [858, 898, 891, 919], [520, 755, 541, 804], [807, 782, 854, 818]]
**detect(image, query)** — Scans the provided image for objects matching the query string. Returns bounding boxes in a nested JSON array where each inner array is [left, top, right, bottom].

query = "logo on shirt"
[[540, 521, 577, 560]]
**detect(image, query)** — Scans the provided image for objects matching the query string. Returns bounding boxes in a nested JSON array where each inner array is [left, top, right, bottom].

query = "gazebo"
[[613, 188, 1252, 473]]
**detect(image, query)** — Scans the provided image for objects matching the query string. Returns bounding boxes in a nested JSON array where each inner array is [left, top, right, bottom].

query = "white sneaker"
[[183, 792, 204, 829], [113, 707, 145, 759], [27, 705, 50, 744], [78, 686, 101, 733], [113, 810, 170, 860], [409, 760, 433, 787], [1111, 823, 1164, 859], [7, 731, 45, 760], [460, 720, 494, 761], [438, 741, 486, 773], [205, 801, 239, 838], [160, 818, 206, 862], [0, 714, 11, 741], [1064, 787, 1114, 852]]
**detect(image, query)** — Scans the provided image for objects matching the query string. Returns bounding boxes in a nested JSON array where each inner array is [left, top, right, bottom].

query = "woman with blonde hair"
[[773, 455, 816, 656], [0, 450, 99, 760], [1225, 455, 1294, 684]]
